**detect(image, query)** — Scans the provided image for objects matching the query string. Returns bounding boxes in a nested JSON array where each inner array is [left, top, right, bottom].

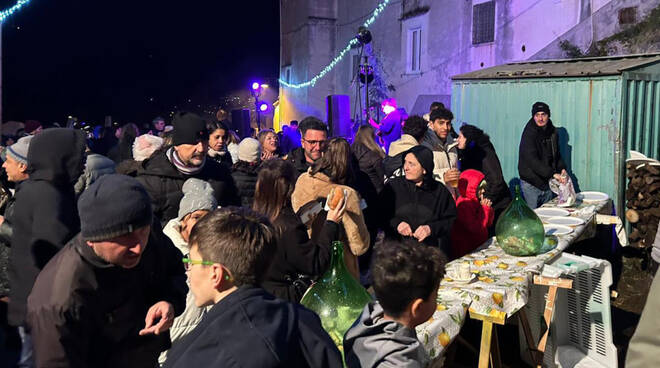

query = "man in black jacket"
[[286, 117, 328, 177], [27, 174, 187, 368], [9, 128, 86, 367], [518, 102, 567, 208], [137, 111, 239, 223], [164, 207, 343, 368]]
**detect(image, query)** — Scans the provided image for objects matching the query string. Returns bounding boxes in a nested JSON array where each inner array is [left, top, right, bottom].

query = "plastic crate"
[[519, 253, 617, 368]]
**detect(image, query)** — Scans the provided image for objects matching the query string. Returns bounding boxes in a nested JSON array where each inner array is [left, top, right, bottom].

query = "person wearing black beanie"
[[518, 101, 567, 208], [137, 111, 239, 224], [380, 145, 456, 255], [26, 174, 188, 367]]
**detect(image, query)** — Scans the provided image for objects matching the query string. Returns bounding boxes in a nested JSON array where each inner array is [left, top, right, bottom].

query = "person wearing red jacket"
[[450, 169, 494, 259]]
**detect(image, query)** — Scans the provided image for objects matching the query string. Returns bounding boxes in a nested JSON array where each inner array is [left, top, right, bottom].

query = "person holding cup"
[[421, 107, 460, 196]]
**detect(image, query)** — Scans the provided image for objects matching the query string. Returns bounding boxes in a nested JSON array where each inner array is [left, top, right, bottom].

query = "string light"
[[0, 0, 31, 23], [280, 0, 391, 89]]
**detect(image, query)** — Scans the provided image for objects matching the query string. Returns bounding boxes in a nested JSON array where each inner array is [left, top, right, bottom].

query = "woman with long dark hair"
[[291, 138, 370, 280], [351, 125, 385, 194], [255, 159, 345, 302], [457, 124, 511, 223], [206, 121, 233, 168], [108, 123, 140, 163]]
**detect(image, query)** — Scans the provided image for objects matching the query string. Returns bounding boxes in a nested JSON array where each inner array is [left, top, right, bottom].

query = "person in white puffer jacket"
[[158, 178, 217, 365]]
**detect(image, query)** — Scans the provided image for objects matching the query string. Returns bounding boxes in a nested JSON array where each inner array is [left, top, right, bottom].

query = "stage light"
[[259, 102, 269, 112], [356, 26, 372, 45], [252, 82, 260, 90]]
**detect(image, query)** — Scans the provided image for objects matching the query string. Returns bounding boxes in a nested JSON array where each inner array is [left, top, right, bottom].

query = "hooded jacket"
[[9, 128, 86, 326], [450, 169, 494, 259], [343, 301, 429, 368], [291, 170, 370, 279], [27, 224, 188, 368], [458, 134, 511, 219], [163, 285, 343, 368], [421, 129, 458, 185], [380, 146, 456, 249], [383, 134, 420, 179], [74, 153, 116, 196], [136, 149, 240, 224], [518, 118, 566, 190]]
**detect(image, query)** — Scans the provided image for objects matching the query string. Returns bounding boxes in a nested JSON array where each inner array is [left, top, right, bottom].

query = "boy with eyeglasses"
[[26, 174, 187, 368], [164, 207, 343, 368]]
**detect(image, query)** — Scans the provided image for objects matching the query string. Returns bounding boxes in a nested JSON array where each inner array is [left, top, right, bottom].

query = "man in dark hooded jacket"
[[27, 175, 187, 368], [518, 102, 567, 209], [137, 112, 239, 224], [8, 128, 87, 366]]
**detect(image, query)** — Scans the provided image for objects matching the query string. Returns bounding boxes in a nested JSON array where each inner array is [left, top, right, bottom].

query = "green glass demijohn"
[[495, 186, 545, 256], [300, 241, 372, 355]]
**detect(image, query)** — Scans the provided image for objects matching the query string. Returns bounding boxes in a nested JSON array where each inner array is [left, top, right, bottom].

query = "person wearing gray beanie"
[[26, 173, 188, 367], [232, 138, 262, 208], [159, 177, 216, 364], [3, 136, 33, 182]]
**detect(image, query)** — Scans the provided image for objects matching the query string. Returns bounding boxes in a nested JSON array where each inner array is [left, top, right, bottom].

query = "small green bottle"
[[300, 241, 372, 357], [495, 186, 545, 256]]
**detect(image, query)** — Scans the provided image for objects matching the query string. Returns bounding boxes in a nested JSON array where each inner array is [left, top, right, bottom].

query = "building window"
[[407, 27, 422, 73], [472, 1, 495, 45], [282, 65, 292, 83], [619, 7, 637, 25]]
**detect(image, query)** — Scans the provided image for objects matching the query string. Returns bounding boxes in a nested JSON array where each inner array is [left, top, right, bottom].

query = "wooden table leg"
[[518, 308, 542, 365], [470, 308, 506, 368], [490, 326, 502, 368], [479, 321, 493, 368], [533, 276, 573, 368]]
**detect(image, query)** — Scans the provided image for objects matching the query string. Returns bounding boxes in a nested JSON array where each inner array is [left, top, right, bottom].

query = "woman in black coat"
[[457, 124, 512, 223], [380, 145, 456, 253], [255, 159, 346, 302], [351, 125, 385, 194]]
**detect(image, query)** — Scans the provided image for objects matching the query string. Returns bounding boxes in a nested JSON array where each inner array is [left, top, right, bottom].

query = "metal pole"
[[363, 55, 369, 122]]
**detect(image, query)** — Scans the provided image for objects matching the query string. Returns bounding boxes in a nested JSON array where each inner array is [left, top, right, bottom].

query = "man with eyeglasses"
[[164, 207, 343, 368], [26, 174, 187, 368], [286, 116, 328, 177]]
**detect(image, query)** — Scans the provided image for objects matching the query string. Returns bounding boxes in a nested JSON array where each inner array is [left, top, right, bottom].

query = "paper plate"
[[535, 208, 570, 221], [577, 191, 609, 203], [546, 216, 585, 227], [544, 224, 574, 236]]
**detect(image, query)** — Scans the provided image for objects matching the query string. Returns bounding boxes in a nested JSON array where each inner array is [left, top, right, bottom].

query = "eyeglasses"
[[302, 139, 327, 146], [182, 255, 233, 281], [182, 257, 214, 271]]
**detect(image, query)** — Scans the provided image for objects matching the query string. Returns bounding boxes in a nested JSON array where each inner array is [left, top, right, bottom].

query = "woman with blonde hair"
[[291, 137, 370, 279], [257, 129, 279, 161]]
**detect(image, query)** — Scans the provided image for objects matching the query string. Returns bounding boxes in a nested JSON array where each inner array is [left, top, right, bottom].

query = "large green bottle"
[[495, 186, 545, 256], [300, 241, 372, 356]]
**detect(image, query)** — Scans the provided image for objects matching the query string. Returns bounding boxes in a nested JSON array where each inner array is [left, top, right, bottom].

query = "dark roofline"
[[452, 53, 660, 80]]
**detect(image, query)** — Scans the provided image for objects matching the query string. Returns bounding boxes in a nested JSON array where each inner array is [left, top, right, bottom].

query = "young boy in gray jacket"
[[343, 240, 445, 368]]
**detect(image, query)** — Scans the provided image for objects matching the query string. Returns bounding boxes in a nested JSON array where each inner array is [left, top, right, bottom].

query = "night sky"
[[1, 1, 280, 125]]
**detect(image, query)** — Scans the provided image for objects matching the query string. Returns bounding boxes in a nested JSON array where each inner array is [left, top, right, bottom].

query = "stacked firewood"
[[626, 162, 660, 248]]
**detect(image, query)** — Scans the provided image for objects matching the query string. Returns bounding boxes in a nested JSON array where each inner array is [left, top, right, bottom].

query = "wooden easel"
[[518, 275, 573, 368], [469, 308, 506, 368]]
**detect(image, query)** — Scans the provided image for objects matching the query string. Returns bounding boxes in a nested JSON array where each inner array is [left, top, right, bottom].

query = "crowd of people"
[[0, 99, 571, 367]]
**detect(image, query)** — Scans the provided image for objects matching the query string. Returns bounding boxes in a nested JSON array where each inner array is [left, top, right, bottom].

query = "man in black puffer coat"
[[518, 102, 567, 209], [137, 112, 239, 224], [8, 128, 87, 366]]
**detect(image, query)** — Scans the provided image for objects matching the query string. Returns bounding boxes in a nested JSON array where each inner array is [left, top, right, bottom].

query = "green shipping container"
[[451, 53, 660, 218]]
